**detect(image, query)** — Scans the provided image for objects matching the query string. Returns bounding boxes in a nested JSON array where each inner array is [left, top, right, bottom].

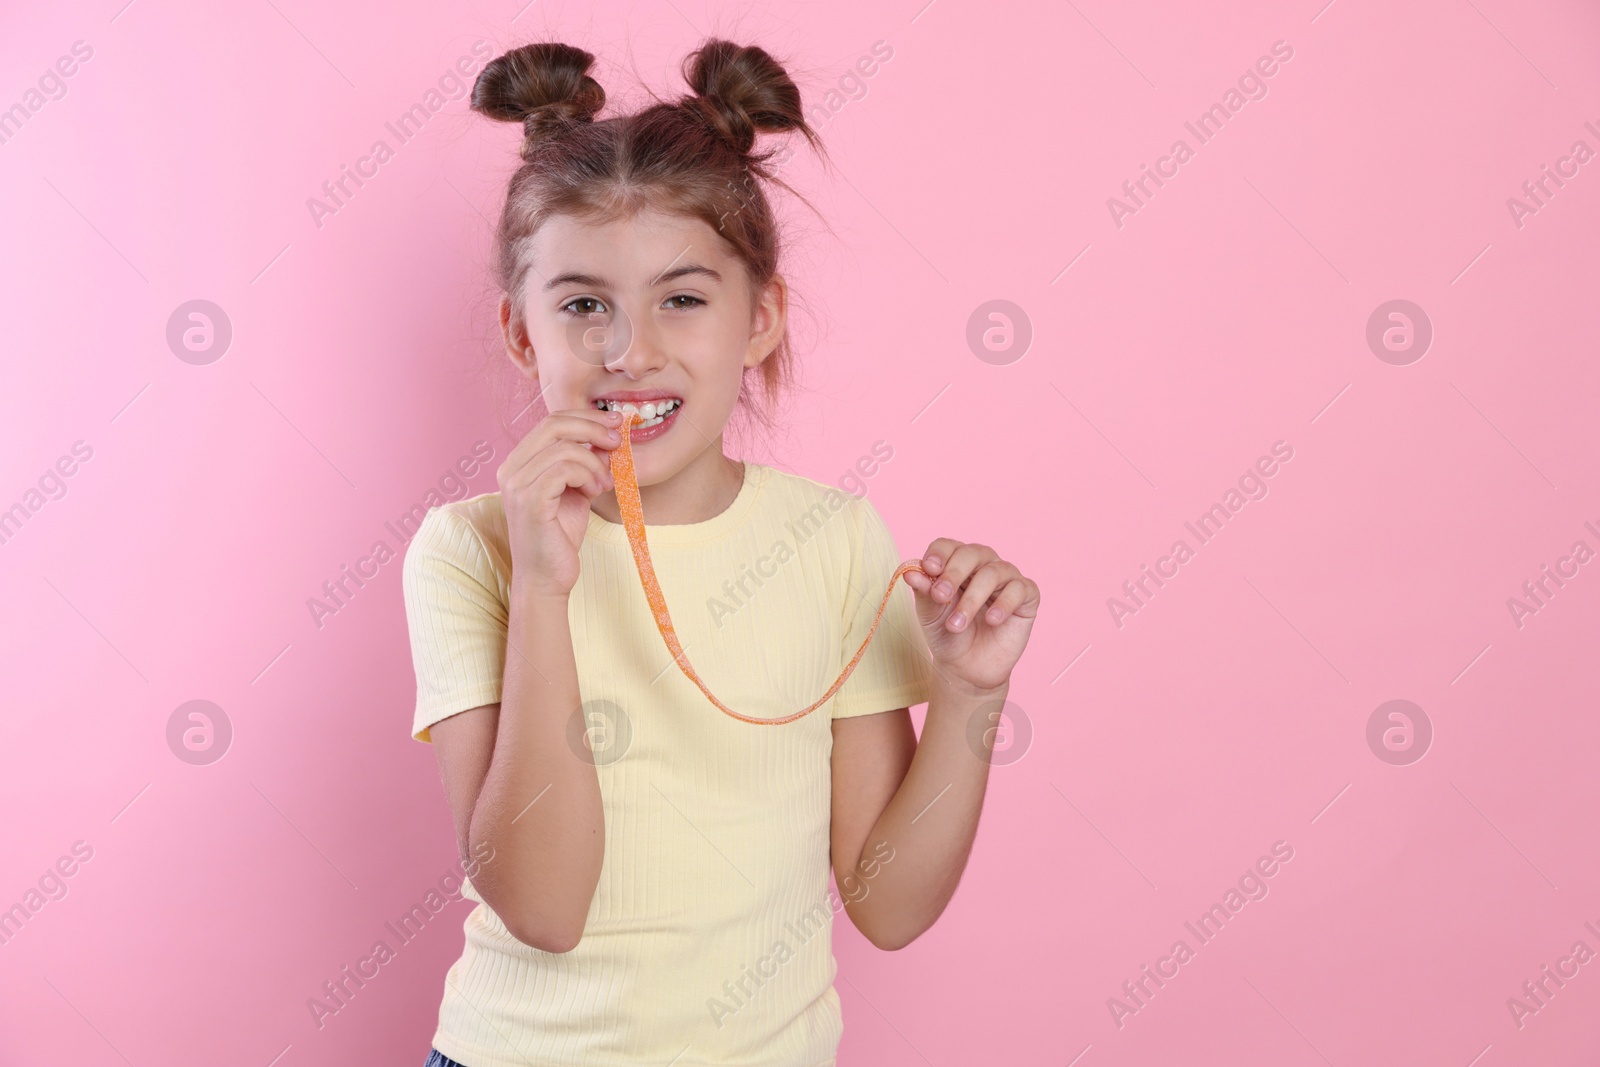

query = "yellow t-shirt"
[[402, 460, 934, 1067]]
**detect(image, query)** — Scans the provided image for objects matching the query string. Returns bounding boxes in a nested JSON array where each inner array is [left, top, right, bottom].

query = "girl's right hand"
[[498, 406, 623, 598]]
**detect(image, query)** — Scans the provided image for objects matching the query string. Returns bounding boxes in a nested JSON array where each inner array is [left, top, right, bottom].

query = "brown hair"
[[470, 39, 827, 444]]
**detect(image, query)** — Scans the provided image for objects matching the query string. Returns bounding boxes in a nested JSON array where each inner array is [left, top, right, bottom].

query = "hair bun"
[[682, 39, 806, 156], [471, 42, 606, 159]]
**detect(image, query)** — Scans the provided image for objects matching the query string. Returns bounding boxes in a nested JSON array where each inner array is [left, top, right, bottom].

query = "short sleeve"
[[830, 494, 935, 719], [402, 507, 509, 743]]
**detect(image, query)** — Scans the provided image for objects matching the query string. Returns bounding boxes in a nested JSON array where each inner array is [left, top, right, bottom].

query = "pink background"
[[4, 0, 1599, 1064]]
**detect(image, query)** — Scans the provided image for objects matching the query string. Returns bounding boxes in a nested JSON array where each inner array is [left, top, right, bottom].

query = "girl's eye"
[[663, 294, 705, 310], [561, 297, 606, 316]]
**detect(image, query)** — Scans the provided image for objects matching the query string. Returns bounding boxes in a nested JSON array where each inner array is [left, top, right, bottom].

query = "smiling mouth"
[[593, 398, 683, 429]]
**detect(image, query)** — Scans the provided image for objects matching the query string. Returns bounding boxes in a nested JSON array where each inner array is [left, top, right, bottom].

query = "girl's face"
[[505, 206, 786, 485]]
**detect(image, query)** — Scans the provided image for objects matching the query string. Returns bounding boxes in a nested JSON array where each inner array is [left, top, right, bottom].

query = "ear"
[[500, 295, 539, 381], [743, 274, 787, 372]]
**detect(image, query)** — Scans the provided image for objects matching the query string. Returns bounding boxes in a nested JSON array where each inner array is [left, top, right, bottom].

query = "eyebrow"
[[542, 264, 724, 291]]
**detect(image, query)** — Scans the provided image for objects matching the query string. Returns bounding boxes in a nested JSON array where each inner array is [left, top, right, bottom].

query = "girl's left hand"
[[903, 540, 1040, 695]]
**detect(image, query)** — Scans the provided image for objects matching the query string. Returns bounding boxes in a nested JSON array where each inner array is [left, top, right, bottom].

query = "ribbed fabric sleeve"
[[830, 494, 936, 719], [399, 463, 933, 1067], [402, 507, 508, 744]]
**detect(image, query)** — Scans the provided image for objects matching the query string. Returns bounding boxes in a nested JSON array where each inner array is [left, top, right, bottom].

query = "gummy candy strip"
[[610, 409, 924, 725]]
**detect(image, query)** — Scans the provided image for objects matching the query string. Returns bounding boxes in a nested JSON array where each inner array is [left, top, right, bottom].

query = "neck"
[[590, 438, 745, 526]]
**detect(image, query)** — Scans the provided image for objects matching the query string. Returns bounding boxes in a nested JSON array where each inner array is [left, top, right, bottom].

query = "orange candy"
[[610, 409, 924, 725]]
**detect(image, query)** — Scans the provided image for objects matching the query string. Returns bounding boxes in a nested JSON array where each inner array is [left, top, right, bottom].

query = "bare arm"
[[420, 400, 621, 952], [829, 678, 1002, 951], [430, 585, 604, 953], [831, 532, 1038, 949]]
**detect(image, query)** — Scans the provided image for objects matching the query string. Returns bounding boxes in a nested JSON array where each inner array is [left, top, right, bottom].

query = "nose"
[[605, 302, 667, 378]]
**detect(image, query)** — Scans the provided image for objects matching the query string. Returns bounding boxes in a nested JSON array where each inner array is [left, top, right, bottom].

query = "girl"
[[402, 38, 1040, 1067]]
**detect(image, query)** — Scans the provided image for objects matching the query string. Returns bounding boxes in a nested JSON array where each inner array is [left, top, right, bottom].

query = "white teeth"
[[594, 398, 681, 417]]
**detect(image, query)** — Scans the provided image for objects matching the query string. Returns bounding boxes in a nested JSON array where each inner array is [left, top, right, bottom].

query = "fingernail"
[[925, 556, 941, 571], [607, 429, 620, 441], [934, 580, 952, 598], [948, 611, 965, 629]]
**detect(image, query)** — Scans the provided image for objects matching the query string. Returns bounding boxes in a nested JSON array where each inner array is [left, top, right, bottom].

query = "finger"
[[907, 568, 956, 630], [949, 560, 1017, 631], [514, 440, 613, 496], [559, 406, 627, 454], [538, 408, 624, 447], [920, 538, 963, 577], [550, 404, 626, 429], [904, 569, 934, 597], [557, 410, 625, 457], [519, 439, 612, 483], [503, 410, 622, 475], [534, 456, 610, 499], [927, 543, 998, 605], [979, 575, 1034, 625]]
